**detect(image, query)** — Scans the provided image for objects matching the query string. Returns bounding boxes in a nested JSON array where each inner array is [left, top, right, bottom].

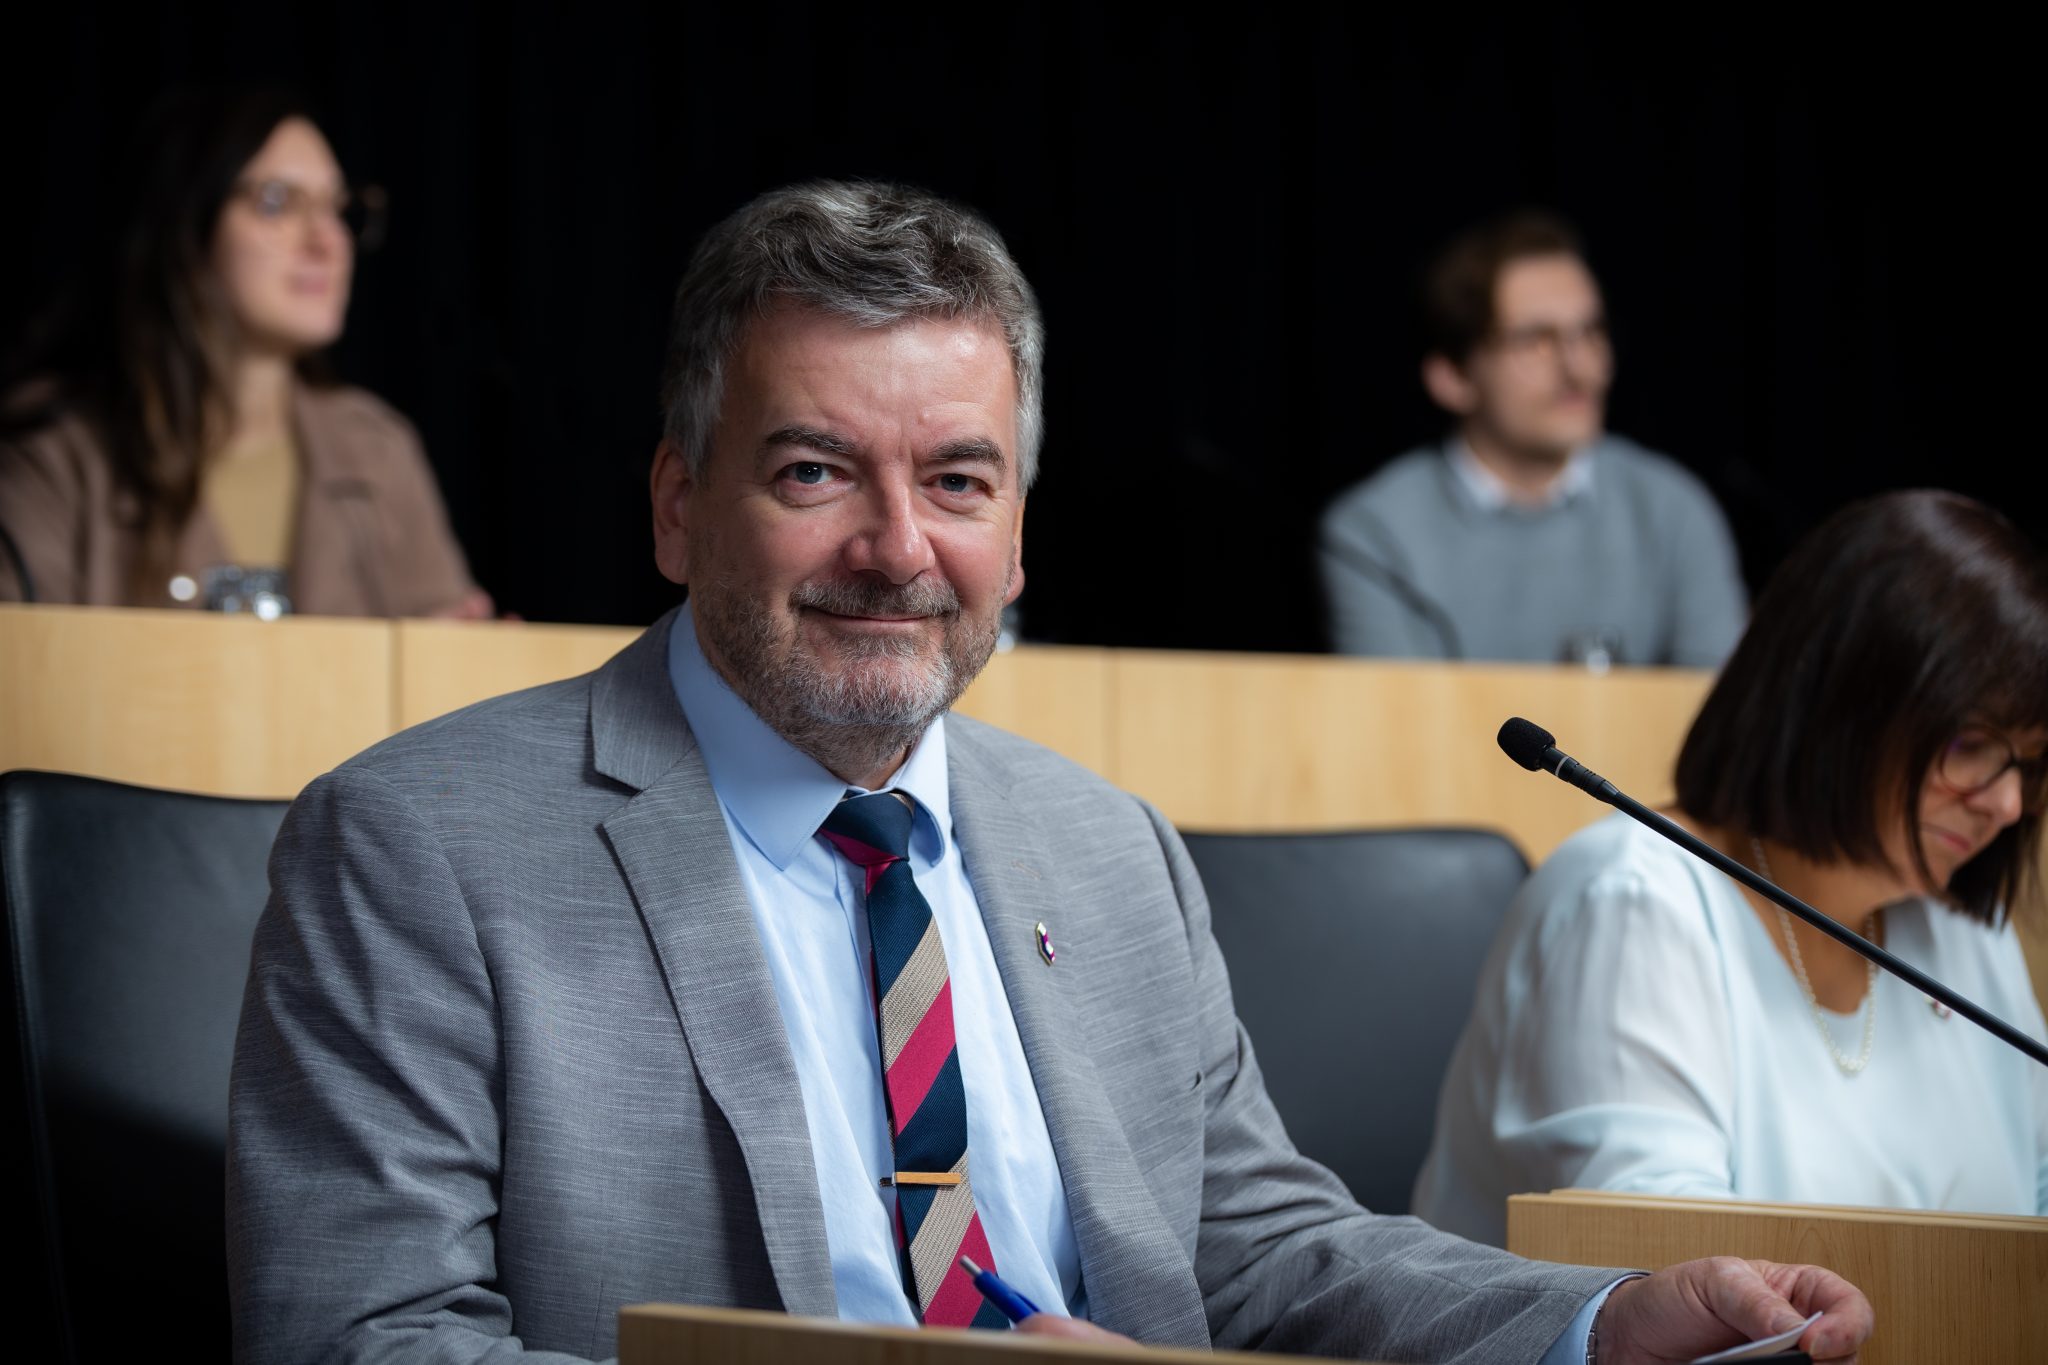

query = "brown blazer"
[[0, 384, 478, 617]]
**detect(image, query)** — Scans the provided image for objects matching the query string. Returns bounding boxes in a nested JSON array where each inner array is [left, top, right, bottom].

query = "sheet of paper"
[[1687, 1311, 1822, 1363]]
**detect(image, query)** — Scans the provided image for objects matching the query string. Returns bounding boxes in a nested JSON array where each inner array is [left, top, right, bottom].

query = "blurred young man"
[[1320, 212, 1746, 667]]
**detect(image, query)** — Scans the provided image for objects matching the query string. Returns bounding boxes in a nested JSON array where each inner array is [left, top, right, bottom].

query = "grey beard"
[[695, 573, 1002, 782]]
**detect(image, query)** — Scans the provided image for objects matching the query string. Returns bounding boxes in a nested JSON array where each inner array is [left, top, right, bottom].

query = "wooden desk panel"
[[1109, 650, 1712, 861], [1507, 1189, 2047, 1365], [393, 623, 1116, 777], [9, 604, 2043, 1022], [619, 1304, 1363, 1365], [952, 645, 1114, 778], [394, 618, 637, 729], [0, 603, 389, 799]]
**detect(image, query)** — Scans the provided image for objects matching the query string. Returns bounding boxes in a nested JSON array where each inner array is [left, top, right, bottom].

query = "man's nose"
[[1559, 331, 1609, 387], [845, 486, 935, 584]]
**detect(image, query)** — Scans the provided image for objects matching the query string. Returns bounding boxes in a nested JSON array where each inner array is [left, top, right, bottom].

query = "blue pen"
[[957, 1254, 1040, 1324]]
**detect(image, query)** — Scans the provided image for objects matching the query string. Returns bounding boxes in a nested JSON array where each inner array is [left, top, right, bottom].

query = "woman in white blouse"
[[1413, 490, 2048, 1247]]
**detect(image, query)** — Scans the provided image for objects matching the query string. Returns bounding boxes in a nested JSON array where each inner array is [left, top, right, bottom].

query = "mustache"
[[791, 576, 960, 620]]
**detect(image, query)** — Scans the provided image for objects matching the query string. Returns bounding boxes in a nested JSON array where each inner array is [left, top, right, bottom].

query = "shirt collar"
[[666, 600, 952, 871], [1446, 436, 1596, 512]]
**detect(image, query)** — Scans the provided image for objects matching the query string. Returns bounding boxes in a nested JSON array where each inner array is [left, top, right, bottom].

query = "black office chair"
[[1180, 827, 1528, 1215], [1, 770, 287, 1363]]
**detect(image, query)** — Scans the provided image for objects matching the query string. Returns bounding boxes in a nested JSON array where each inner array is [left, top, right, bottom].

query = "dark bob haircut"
[[1676, 490, 2048, 923]]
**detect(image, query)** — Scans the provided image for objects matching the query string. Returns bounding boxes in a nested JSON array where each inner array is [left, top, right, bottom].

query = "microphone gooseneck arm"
[[1498, 717, 2048, 1068], [1319, 535, 1465, 660]]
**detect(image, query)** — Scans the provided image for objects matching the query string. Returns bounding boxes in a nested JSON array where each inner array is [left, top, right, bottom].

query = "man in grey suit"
[[229, 183, 1871, 1363]]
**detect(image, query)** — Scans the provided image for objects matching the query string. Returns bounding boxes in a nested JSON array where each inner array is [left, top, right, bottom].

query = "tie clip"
[[880, 1171, 963, 1187]]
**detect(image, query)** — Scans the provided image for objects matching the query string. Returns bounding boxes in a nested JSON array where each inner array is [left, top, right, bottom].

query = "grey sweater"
[[1318, 436, 1747, 667]]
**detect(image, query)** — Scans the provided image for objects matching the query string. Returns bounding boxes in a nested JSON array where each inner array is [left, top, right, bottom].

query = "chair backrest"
[[1, 770, 286, 1364], [1180, 827, 1528, 1216]]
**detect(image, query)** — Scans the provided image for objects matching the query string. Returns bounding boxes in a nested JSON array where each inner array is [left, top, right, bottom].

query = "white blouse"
[[1412, 813, 2048, 1247]]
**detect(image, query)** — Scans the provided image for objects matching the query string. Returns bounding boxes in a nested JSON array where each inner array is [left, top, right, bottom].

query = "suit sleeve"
[[228, 767, 595, 1364], [1137, 803, 1622, 1364]]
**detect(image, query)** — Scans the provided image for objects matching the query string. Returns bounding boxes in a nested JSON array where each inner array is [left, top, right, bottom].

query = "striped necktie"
[[819, 790, 1010, 1330]]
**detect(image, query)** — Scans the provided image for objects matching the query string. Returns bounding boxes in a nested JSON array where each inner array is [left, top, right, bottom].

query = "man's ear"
[[1003, 499, 1027, 606], [650, 440, 694, 587], [1422, 353, 1479, 417]]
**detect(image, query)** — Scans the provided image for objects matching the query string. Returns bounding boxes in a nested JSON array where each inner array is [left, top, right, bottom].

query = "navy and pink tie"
[[820, 790, 1010, 1330]]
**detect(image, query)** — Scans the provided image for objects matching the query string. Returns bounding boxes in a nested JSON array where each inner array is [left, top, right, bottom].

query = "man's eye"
[[788, 463, 829, 485], [936, 473, 980, 495]]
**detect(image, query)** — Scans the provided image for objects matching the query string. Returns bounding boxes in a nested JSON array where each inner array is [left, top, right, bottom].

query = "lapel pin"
[[1034, 921, 1056, 965]]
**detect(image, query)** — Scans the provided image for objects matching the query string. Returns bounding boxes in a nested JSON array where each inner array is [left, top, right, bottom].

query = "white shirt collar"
[[1447, 436, 1596, 512], [665, 601, 952, 872]]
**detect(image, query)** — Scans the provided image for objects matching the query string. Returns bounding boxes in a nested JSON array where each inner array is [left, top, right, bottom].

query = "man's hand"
[[1015, 1314, 1139, 1346], [1597, 1258, 1874, 1365]]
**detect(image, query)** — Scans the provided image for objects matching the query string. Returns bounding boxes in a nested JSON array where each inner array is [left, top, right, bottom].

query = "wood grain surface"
[[1507, 1188, 2047, 1365], [6, 603, 2043, 1012], [618, 1303, 1369, 1365], [0, 603, 388, 797]]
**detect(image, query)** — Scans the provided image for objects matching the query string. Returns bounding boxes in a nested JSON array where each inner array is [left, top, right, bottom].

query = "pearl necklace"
[[1751, 837, 1880, 1076]]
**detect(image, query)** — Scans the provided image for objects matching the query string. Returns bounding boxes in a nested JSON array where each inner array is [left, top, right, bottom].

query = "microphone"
[[1498, 717, 1618, 802], [1498, 717, 2048, 1067]]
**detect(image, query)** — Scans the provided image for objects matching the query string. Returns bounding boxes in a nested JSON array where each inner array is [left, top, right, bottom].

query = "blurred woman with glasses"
[[1414, 490, 2048, 1245], [0, 89, 489, 617]]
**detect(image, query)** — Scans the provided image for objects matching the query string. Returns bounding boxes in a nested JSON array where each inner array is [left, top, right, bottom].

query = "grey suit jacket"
[[228, 610, 1618, 1363]]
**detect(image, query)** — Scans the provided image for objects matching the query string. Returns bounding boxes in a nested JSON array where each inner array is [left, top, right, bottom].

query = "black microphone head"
[[1498, 717, 1557, 771]]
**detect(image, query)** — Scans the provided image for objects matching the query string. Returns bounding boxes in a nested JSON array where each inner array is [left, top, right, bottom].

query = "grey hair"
[[659, 180, 1045, 491]]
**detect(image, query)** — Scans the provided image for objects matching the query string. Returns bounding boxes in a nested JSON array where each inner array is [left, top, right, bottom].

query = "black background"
[[4, 4, 2033, 649]]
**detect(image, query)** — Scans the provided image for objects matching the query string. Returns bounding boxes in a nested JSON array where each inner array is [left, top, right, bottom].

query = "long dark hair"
[[1, 89, 325, 592], [1676, 490, 2048, 922]]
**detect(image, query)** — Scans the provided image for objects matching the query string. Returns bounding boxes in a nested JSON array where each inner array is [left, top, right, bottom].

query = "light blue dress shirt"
[[666, 604, 1084, 1325], [669, 603, 1608, 1357]]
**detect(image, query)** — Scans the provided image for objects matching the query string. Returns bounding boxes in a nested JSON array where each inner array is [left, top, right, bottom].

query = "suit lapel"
[[947, 731, 1210, 1345], [593, 614, 837, 1318], [585, 629, 1209, 1333]]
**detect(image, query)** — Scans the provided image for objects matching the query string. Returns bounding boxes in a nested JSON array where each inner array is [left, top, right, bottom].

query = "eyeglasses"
[[1936, 725, 2048, 812], [231, 178, 388, 250], [1484, 318, 1611, 368]]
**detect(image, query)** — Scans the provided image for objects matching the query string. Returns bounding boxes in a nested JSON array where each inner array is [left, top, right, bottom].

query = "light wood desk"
[[1507, 1188, 2047, 1364], [0, 604, 390, 798], [1108, 647, 1710, 857], [618, 1304, 1369, 1365], [5, 602, 2045, 1007], [390, 618, 1123, 779], [0, 603, 1705, 859]]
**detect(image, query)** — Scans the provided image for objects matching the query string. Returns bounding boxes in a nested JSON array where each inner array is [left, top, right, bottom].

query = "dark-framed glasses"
[[1486, 317, 1611, 368], [233, 178, 389, 250], [1937, 725, 2048, 812]]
